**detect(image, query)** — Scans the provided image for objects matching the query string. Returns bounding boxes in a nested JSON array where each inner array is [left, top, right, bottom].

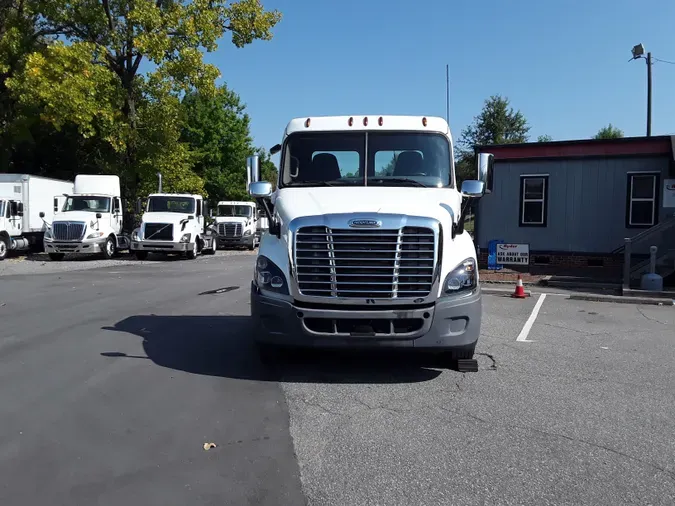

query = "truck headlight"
[[255, 255, 289, 295], [86, 231, 105, 239], [131, 228, 141, 241], [180, 233, 191, 243], [441, 257, 477, 296], [244, 229, 252, 236]]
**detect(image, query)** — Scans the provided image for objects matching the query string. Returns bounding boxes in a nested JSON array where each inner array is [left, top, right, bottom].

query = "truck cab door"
[[8, 201, 23, 236], [112, 197, 122, 233]]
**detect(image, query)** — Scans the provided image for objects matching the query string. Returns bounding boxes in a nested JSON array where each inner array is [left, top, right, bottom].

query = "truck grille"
[[218, 223, 242, 237], [295, 226, 436, 299], [52, 222, 86, 241], [144, 223, 173, 241]]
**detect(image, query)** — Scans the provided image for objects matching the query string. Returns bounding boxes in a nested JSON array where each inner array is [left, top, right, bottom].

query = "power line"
[[653, 57, 675, 65]]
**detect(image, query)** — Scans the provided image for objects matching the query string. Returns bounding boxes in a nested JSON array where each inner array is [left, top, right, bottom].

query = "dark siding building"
[[474, 136, 675, 272]]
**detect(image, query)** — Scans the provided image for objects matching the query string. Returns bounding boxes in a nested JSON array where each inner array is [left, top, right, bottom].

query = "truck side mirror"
[[203, 202, 209, 217], [476, 152, 494, 193], [247, 155, 260, 190], [188, 215, 194, 220], [96, 212, 102, 219], [39, 211, 45, 218], [269, 144, 281, 156], [460, 180, 485, 198], [249, 181, 272, 198], [17, 202, 24, 216]]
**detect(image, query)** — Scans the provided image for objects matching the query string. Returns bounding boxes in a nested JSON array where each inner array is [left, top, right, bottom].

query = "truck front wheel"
[[103, 236, 116, 259], [186, 240, 197, 260], [0, 236, 8, 261]]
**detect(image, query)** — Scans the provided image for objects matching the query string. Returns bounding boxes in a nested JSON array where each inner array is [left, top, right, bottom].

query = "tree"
[[593, 124, 624, 139], [455, 95, 530, 184], [537, 134, 553, 142], [181, 84, 254, 202], [6, 0, 282, 199]]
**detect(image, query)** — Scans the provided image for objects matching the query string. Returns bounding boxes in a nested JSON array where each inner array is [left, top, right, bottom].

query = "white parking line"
[[516, 293, 547, 342]]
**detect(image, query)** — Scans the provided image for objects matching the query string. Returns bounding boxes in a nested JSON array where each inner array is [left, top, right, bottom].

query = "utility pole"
[[630, 44, 653, 137], [646, 52, 652, 137], [445, 64, 450, 124]]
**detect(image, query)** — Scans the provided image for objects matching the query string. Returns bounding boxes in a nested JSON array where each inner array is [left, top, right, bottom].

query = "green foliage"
[[455, 95, 530, 185], [4, 0, 282, 200], [593, 124, 624, 139], [537, 134, 553, 142]]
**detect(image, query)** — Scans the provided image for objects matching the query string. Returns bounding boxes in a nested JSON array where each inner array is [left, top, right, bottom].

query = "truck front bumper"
[[217, 234, 254, 247], [250, 282, 481, 352], [44, 239, 106, 254], [130, 240, 193, 253]]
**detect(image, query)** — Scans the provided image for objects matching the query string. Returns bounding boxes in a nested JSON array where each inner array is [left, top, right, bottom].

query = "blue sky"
[[203, 0, 675, 165]]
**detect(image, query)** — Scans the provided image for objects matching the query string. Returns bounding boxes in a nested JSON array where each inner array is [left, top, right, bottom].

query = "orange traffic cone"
[[511, 274, 528, 298]]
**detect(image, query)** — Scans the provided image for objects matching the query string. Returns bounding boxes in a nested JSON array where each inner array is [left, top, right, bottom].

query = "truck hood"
[[274, 187, 461, 229], [53, 211, 100, 224], [213, 216, 249, 224], [142, 212, 190, 225]]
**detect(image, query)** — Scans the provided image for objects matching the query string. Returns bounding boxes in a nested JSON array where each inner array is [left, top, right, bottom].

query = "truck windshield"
[[217, 205, 252, 217], [280, 131, 453, 188], [147, 196, 196, 213], [63, 196, 111, 213]]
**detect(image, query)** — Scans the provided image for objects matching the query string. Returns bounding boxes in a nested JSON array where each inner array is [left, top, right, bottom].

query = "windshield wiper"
[[288, 180, 344, 187], [368, 178, 428, 188]]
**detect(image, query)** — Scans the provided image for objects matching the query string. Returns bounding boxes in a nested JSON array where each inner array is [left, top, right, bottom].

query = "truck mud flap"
[[116, 235, 130, 250]]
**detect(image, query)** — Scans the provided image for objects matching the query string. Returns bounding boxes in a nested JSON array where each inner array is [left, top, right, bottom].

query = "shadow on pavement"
[[101, 314, 443, 384]]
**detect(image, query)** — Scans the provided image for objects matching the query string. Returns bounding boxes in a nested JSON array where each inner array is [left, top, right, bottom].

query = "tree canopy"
[[2, 0, 282, 202], [455, 94, 530, 184], [593, 124, 624, 139]]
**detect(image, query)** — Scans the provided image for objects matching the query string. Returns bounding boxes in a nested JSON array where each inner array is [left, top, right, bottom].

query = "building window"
[[626, 173, 659, 228], [519, 175, 548, 226]]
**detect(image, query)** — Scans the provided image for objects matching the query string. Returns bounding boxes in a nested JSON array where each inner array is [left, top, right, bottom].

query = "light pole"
[[630, 43, 652, 137]]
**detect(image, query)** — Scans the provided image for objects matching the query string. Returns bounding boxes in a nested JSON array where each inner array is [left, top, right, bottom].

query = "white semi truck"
[[130, 193, 217, 260], [247, 115, 494, 368], [212, 200, 259, 250], [0, 174, 74, 260], [41, 174, 130, 261]]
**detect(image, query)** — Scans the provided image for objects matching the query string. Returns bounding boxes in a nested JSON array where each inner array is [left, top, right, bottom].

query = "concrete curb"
[[568, 294, 675, 306], [480, 279, 542, 287], [481, 286, 674, 306]]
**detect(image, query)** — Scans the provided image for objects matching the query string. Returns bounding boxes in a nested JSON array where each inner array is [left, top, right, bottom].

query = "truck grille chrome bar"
[[295, 226, 436, 299], [52, 222, 86, 242], [218, 223, 242, 237], [144, 223, 174, 241]]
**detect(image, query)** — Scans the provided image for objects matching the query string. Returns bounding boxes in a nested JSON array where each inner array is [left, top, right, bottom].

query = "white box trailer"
[[0, 174, 74, 260]]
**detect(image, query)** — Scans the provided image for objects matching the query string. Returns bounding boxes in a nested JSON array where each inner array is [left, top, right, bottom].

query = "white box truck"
[[41, 174, 130, 260], [0, 174, 74, 260], [212, 200, 259, 250], [247, 115, 494, 368], [130, 193, 217, 259]]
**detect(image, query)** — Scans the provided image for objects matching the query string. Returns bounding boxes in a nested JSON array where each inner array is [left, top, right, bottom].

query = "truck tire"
[[135, 251, 149, 260], [48, 253, 65, 261], [203, 237, 216, 255], [102, 236, 116, 259], [0, 235, 8, 261], [186, 240, 197, 260]]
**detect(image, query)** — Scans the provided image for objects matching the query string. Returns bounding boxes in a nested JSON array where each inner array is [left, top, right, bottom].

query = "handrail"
[[613, 214, 675, 254]]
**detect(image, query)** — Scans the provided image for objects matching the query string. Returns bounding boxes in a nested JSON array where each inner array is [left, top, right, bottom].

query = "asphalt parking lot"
[[0, 254, 673, 506]]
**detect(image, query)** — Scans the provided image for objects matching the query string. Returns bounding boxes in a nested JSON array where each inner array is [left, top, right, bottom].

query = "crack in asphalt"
[[476, 352, 497, 370], [435, 406, 675, 483], [636, 306, 669, 325]]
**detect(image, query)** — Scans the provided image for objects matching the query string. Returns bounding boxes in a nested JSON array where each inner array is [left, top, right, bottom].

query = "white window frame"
[[520, 175, 548, 226], [628, 173, 658, 227]]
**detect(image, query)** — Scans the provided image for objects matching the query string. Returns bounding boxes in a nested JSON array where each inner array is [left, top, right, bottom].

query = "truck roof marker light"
[[363, 117, 368, 126], [422, 117, 428, 127], [304, 118, 311, 128], [378, 116, 383, 126], [348, 117, 354, 126]]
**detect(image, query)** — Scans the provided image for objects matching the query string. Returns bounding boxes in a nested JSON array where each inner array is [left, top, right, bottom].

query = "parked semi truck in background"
[[41, 175, 129, 261], [0, 174, 74, 260], [212, 200, 259, 250], [130, 193, 217, 260], [247, 115, 493, 365]]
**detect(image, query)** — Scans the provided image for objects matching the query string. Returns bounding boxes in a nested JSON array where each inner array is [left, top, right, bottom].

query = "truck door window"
[[113, 198, 120, 213]]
